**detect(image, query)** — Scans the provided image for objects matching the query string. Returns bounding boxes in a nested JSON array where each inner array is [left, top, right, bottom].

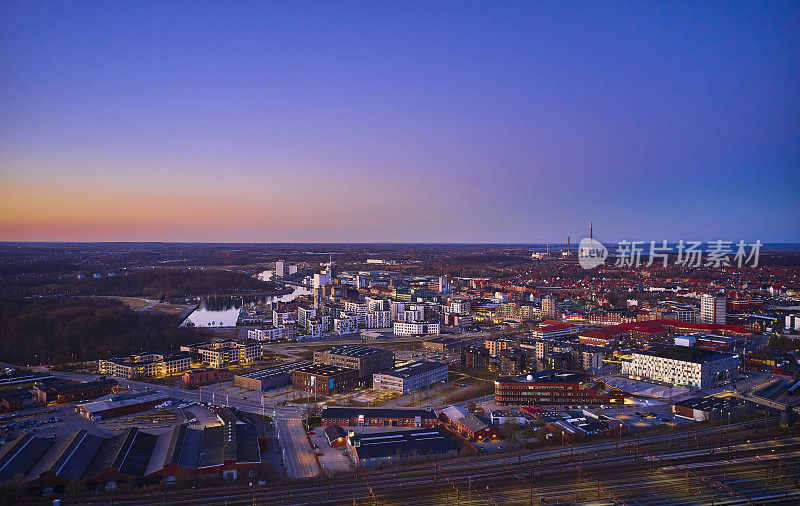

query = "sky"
[[1, 1, 798, 243]]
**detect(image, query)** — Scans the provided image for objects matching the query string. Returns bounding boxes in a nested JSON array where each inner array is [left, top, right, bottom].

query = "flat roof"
[[76, 392, 169, 414], [321, 406, 436, 420], [674, 396, 746, 411], [317, 345, 391, 357], [349, 427, 456, 460], [638, 345, 735, 364], [375, 361, 447, 379], [500, 369, 590, 384], [236, 360, 312, 380], [294, 364, 357, 377]]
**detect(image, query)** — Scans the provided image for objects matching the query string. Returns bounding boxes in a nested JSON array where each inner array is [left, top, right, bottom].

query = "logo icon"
[[578, 237, 608, 269]]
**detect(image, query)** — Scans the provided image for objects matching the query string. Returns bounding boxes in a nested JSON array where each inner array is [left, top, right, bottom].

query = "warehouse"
[[75, 392, 170, 421], [234, 360, 311, 391], [672, 396, 751, 421], [33, 378, 118, 405], [346, 427, 457, 468], [321, 406, 438, 427]]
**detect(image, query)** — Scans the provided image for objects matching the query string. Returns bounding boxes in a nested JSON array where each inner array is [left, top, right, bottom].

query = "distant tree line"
[[0, 297, 204, 365], [0, 268, 283, 299]]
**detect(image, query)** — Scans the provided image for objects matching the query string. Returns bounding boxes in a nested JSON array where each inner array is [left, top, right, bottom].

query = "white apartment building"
[[365, 310, 391, 329], [366, 296, 389, 312], [275, 260, 285, 277], [334, 314, 359, 335], [621, 346, 740, 388], [98, 353, 191, 379], [439, 276, 451, 294], [297, 306, 317, 329], [344, 300, 368, 327], [700, 294, 726, 325], [393, 321, 440, 336], [450, 299, 471, 315], [273, 309, 296, 327], [390, 301, 406, 321], [248, 327, 283, 341]]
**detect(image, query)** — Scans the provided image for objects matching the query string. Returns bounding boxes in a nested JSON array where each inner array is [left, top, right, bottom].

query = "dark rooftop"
[[640, 345, 736, 364], [348, 427, 456, 461]]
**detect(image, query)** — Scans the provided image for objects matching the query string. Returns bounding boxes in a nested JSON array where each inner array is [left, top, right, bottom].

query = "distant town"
[[0, 242, 798, 503]]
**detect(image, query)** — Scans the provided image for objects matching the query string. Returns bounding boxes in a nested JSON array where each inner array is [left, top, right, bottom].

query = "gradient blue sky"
[[1, 1, 798, 243]]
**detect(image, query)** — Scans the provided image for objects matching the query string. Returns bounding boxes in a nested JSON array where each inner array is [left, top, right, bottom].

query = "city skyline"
[[2, 1, 799, 242]]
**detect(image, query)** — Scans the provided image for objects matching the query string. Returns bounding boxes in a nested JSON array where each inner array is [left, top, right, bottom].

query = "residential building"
[[700, 293, 726, 325], [180, 341, 262, 368], [393, 321, 440, 336], [98, 353, 191, 379], [333, 314, 359, 335], [248, 326, 283, 341]]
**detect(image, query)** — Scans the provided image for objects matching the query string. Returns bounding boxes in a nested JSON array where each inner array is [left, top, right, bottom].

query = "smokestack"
[[590, 222, 593, 241], [568, 236, 570, 252]]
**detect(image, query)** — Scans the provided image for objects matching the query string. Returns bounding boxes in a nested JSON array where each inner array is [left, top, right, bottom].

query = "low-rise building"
[[182, 368, 232, 386], [248, 327, 283, 341], [321, 406, 438, 427], [75, 392, 171, 421], [234, 360, 312, 391], [393, 321, 441, 336], [98, 352, 191, 379], [291, 365, 358, 396], [423, 336, 462, 352], [672, 396, 751, 421], [346, 427, 457, 468], [439, 405, 501, 441], [180, 340, 263, 368], [495, 370, 623, 407], [34, 378, 118, 405], [372, 361, 448, 394], [314, 345, 394, 378]]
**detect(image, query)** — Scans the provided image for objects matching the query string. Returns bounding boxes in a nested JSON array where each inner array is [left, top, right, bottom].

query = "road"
[[275, 408, 319, 479]]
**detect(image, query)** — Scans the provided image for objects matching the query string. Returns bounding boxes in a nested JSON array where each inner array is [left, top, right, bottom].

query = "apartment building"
[[495, 370, 623, 406], [333, 314, 359, 335], [247, 326, 283, 341], [393, 321, 440, 336], [98, 353, 191, 379], [700, 294, 726, 325], [180, 341, 262, 368]]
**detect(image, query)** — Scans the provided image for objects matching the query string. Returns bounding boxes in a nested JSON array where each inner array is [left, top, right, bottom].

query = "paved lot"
[[308, 429, 353, 473]]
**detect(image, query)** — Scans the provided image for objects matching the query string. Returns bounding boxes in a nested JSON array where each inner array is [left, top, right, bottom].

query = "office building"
[[291, 365, 358, 396], [494, 370, 623, 406], [313, 345, 394, 378], [622, 345, 740, 388], [234, 360, 311, 391], [373, 361, 448, 394]]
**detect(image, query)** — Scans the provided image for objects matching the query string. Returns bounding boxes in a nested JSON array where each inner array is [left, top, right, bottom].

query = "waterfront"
[[181, 284, 311, 327]]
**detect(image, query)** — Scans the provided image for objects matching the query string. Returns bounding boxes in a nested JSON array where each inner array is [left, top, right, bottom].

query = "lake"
[[182, 284, 311, 327]]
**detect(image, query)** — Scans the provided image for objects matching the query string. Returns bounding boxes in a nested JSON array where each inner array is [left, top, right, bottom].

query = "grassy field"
[[97, 296, 152, 310]]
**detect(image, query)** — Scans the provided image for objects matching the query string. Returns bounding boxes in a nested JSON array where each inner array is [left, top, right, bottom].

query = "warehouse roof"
[[349, 427, 456, 460], [76, 392, 169, 415], [375, 361, 447, 379], [321, 406, 436, 420], [317, 345, 391, 357], [638, 346, 735, 364]]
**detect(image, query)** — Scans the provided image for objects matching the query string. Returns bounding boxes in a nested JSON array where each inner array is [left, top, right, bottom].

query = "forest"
[[0, 268, 284, 299], [0, 297, 204, 365]]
